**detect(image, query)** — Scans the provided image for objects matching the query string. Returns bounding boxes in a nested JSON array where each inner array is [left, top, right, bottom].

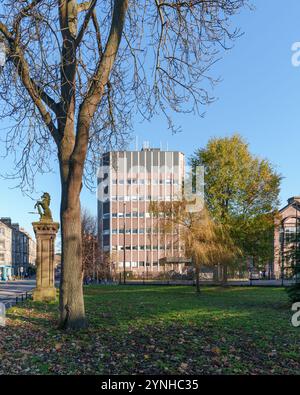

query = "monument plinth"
[[32, 193, 59, 302]]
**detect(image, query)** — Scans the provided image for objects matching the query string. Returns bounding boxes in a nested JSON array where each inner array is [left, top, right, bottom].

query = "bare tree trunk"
[[59, 187, 86, 329], [195, 266, 200, 294], [58, 142, 87, 329], [222, 263, 228, 286]]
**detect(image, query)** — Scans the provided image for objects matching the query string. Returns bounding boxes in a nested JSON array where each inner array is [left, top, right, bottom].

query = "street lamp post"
[[0, 42, 6, 68], [123, 201, 126, 284], [295, 203, 299, 285], [281, 220, 285, 287]]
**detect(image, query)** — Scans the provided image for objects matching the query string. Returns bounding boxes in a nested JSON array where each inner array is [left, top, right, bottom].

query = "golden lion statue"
[[35, 192, 53, 222]]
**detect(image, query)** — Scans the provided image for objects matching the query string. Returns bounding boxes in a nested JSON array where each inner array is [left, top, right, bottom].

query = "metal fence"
[[1, 291, 33, 308]]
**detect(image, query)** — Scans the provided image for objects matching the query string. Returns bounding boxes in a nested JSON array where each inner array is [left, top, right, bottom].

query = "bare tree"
[[81, 208, 97, 236], [0, 0, 248, 328], [81, 208, 97, 280], [81, 208, 110, 281]]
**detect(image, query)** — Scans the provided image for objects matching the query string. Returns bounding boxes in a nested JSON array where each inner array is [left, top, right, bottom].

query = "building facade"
[[98, 147, 185, 275], [0, 217, 36, 279], [0, 219, 13, 280], [274, 197, 300, 279]]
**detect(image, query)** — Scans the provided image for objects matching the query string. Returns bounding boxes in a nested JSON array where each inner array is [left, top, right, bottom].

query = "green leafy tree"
[[190, 134, 281, 280], [231, 212, 276, 273]]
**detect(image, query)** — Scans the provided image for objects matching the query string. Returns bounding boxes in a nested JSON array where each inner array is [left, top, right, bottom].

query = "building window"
[[0, 253, 4, 262], [0, 228, 4, 236], [128, 179, 137, 185], [0, 241, 5, 250]]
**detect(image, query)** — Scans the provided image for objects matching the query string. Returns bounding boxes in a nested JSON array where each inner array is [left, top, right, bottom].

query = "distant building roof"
[[280, 197, 300, 213]]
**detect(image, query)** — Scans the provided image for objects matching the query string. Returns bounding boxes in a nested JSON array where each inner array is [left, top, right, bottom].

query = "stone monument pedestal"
[[32, 221, 59, 302]]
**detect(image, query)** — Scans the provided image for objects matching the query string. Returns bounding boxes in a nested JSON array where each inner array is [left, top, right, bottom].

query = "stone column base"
[[33, 287, 57, 302]]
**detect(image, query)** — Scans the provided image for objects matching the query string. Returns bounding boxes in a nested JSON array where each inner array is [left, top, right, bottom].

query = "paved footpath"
[[228, 279, 293, 286], [0, 279, 36, 307]]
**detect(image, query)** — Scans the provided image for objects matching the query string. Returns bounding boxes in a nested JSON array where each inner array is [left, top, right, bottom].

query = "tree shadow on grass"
[[6, 300, 59, 329], [3, 286, 299, 375], [6, 286, 293, 336]]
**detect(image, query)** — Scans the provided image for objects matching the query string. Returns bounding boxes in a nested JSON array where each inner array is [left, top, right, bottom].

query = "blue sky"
[[0, 0, 300, 241]]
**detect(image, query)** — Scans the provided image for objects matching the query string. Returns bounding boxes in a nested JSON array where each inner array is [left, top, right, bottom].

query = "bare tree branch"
[[76, 0, 98, 48]]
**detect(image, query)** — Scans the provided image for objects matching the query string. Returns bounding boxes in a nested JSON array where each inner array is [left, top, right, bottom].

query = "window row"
[[112, 245, 180, 251], [112, 179, 179, 185], [103, 212, 152, 219], [118, 261, 158, 268], [109, 228, 162, 235], [108, 195, 175, 202]]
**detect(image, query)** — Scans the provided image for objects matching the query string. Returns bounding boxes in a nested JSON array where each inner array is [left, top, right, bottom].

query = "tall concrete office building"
[[98, 146, 185, 274]]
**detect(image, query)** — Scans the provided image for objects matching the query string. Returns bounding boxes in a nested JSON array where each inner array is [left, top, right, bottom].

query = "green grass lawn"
[[1, 285, 299, 375]]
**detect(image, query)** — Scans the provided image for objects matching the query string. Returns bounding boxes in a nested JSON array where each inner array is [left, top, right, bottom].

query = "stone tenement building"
[[0, 217, 36, 280], [274, 196, 300, 279], [98, 146, 185, 275]]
